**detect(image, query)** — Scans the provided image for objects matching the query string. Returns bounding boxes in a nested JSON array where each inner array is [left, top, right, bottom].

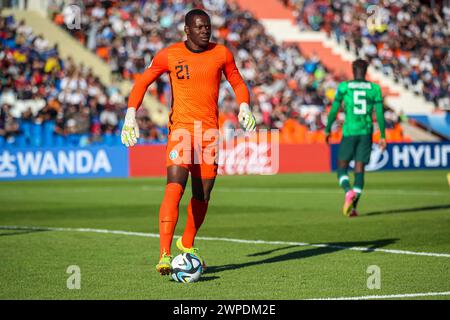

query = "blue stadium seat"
[[5, 136, 15, 147], [31, 123, 43, 147], [102, 133, 114, 146], [66, 134, 81, 146], [55, 134, 65, 147], [113, 134, 122, 145], [19, 120, 32, 146], [159, 127, 169, 136], [14, 134, 27, 148], [43, 120, 56, 147]]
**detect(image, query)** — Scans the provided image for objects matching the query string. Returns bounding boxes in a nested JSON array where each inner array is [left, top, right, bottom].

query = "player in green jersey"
[[325, 59, 387, 217]]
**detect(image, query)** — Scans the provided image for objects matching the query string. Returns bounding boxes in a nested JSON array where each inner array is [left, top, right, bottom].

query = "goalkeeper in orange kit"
[[121, 9, 256, 276]]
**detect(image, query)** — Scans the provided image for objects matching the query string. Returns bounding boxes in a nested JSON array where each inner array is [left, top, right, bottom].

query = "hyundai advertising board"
[[330, 142, 450, 171]]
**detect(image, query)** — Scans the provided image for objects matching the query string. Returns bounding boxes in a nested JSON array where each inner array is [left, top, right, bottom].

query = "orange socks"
[[159, 183, 184, 257], [182, 198, 209, 248], [158, 185, 209, 256]]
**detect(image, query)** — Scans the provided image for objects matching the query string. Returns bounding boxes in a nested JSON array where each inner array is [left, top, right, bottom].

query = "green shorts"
[[338, 134, 373, 164]]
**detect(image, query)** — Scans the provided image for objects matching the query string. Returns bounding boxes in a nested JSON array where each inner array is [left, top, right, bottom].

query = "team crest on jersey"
[[169, 150, 178, 160]]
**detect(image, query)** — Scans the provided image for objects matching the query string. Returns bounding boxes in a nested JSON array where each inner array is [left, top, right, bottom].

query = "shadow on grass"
[[206, 238, 398, 275], [169, 275, 220, 283], [198, 276, 220, 282], [364, 204, 450, 217], [0, 229, 48, 237]]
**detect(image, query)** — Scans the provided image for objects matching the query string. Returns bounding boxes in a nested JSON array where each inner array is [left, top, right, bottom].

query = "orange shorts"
[[166, 130, 219, 179]]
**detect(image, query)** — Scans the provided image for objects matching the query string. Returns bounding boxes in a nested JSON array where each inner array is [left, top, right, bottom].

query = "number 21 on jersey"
[[175, 65, 190, 80]]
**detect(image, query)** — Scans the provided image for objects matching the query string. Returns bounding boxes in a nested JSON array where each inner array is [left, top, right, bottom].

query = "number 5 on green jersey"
[[353, 90, 367, 115]]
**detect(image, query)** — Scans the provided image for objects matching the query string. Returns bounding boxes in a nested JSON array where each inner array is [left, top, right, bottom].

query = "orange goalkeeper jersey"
[[128, 42, 250, 134]]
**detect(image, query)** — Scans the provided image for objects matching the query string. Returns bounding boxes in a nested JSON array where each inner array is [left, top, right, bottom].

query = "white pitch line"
[[310, 291, 450, 300], [1, 225, 450, 258]]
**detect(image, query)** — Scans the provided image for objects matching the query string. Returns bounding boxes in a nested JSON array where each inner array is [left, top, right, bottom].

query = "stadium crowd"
[[53, 0, 393, 142], [283, 0, 450, 110], [0, 12, 166, 147], [1, 0, 408, 147]]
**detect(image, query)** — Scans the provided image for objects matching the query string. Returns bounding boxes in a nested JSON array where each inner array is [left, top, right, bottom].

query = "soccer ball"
[[171, 253, 203, 283]]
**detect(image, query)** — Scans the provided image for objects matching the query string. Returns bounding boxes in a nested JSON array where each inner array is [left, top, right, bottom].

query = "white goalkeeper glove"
[[121, 107, 140, 147], [238, 103, 256, 132]]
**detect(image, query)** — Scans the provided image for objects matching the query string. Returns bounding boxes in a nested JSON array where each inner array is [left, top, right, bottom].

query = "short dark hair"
[[185, 9, 210, 26], [352, 59, 368, 75]]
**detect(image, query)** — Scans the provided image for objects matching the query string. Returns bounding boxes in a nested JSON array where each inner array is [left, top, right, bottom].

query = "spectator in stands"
[[56, 0, 342, 133], [100, 103, 118, 133], [0, 104, 19, 142], [1, 1, 416, 147], [285, 0, 449, 108], [0, 14, 138, 147]]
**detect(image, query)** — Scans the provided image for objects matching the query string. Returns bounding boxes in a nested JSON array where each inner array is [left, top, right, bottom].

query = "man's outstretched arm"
[[122, 48, 169, 147], [223, 47, 255, 132]]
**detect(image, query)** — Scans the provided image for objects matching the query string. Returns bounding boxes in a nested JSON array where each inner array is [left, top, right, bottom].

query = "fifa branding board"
[[0, 146, 128, 180], [331, 142, 450, 171]]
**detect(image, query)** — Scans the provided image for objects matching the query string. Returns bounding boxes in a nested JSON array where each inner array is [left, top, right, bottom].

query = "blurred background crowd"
[[53, 0, 347, 137], [1, 0, 423, 147], [283, 0, 449, 109], [0, 10, 166, 147]]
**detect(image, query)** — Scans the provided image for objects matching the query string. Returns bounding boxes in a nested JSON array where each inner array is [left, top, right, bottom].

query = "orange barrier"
[[280, 119, 307, 143], [279, 121, 409, 144]]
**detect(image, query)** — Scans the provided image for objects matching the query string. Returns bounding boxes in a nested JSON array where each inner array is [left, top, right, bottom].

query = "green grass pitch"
[[0, 170, 449, 300]]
